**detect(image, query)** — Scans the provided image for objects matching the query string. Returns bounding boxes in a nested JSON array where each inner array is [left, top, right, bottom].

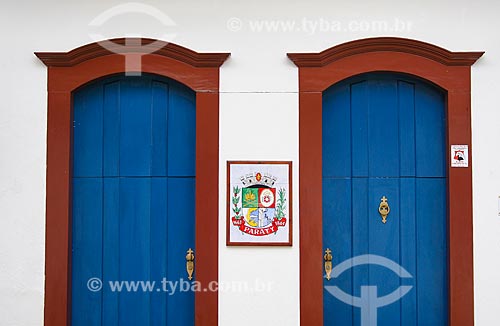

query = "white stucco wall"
[[0, 0, 498, 325]]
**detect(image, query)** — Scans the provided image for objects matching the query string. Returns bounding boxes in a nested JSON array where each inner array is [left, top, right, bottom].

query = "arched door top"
[[288, 37, 483, 67], [36, 38, 230, 92], [288, 37, 483, 91]]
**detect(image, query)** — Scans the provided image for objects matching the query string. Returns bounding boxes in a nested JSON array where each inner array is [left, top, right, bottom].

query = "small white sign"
[[451, 145, 468, 168]]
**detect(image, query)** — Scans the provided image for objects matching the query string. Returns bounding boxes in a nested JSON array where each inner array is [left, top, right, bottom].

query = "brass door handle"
[[324, 248, 333, 281], [186, 248, 195, 280]]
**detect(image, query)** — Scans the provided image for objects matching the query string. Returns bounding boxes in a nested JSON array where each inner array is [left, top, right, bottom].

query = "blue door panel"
[[167, 84, 196, 177], [322, 73, 447, 326], [151, 81, 169, 177], [119, 79, 153, 177], [102, 178, 119, 325], [73, 85, 103, 177], [366, 179, 400, 261], [348, 178, 402, 324], [415, 83, 446, 177], [103, 81, 120, 177], [367, 179, 401, 324], [323, 178, 353, 326], [399, 178, 417, 326], [323, 83, 351, 178], [71, 178, 103, 325], [416, 178, 448, 325], [150, 178, 168, 325], [351, 82, 369, 177], [351, 177, 368, 326], [119, 178, 152, 325], [72, 74, 196, 326], [167, 178, 195, 325], [398, 81, 416, 177], [367, 80, 399, 177], [351, 178, 368, 259]]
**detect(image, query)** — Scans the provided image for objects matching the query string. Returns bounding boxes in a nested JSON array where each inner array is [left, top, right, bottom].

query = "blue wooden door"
[[71, 74, 196, 325], [322, 74, 448, 326]]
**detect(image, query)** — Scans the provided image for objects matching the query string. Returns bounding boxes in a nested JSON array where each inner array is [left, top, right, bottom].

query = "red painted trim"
[[298, 92, 323, 326], [44, 53, 223, 93], [288, 37, 483, 326], [287, 36, 484, 67], [195, 92, 219, 325], [35, 38, 229, 68], [36, 39, 229, 326]]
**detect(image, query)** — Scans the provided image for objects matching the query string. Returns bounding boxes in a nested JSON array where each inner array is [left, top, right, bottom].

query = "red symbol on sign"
[[454, 150, 465, 161], [258, 188, 276, 208]]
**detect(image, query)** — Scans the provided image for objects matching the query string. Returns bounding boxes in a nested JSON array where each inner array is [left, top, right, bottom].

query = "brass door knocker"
[[378, 196, 390, 223]]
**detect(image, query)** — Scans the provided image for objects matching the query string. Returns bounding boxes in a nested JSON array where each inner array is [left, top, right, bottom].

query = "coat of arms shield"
[[227, 161, 292, 246]]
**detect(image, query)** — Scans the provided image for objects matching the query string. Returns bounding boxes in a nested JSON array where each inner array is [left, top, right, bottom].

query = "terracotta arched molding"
[[36, 38, 230, 326], [287, 37, 483, 326]]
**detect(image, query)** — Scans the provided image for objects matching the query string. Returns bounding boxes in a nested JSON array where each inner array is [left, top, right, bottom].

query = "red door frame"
[[288, 37, 483, 326], [35, 38, 229, 325]]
